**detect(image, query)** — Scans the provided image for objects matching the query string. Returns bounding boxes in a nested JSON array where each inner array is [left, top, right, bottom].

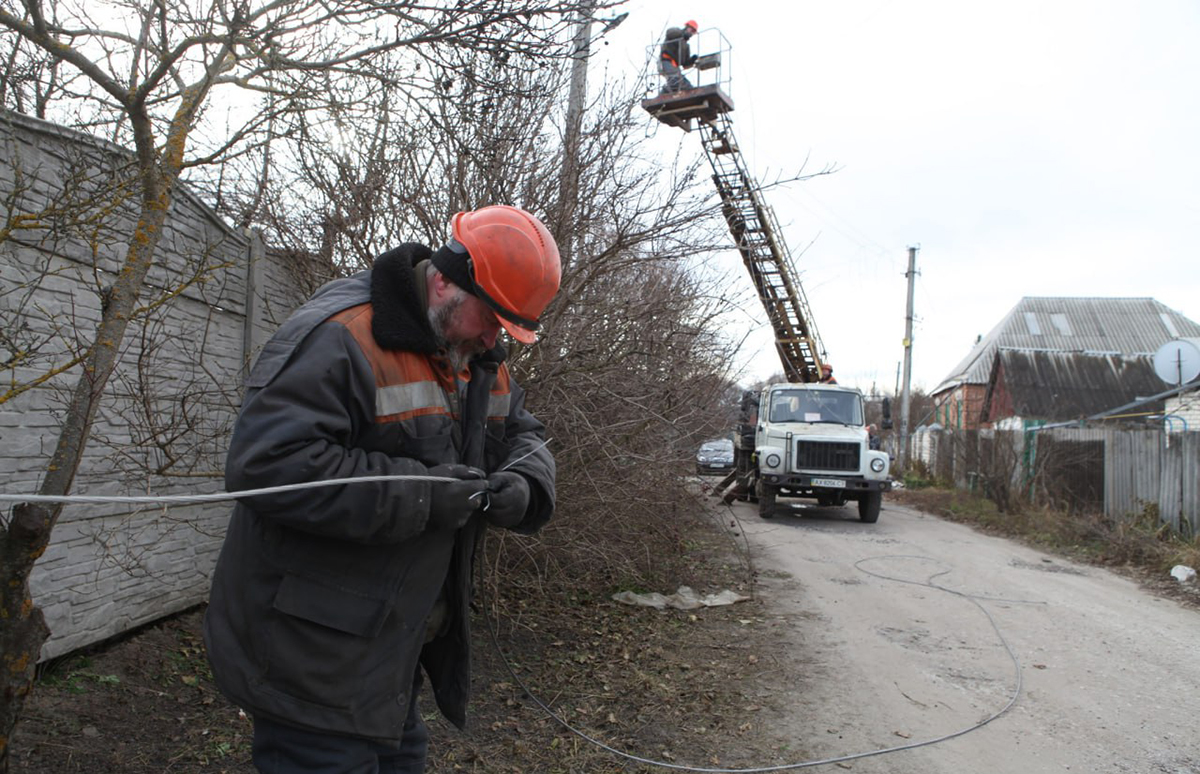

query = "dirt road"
[[728, 496, 1200, 774]]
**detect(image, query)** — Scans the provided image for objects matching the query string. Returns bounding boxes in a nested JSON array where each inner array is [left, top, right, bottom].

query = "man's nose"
[[481, 316, 501, 349]]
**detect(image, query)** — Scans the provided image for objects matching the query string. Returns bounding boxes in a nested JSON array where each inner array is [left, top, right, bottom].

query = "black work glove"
[[483, 471, 531, 528], [425, 464, 487, 531]]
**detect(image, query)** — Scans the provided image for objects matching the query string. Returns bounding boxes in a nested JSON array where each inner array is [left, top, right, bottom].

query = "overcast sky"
[[591, 0, 1200, 394]]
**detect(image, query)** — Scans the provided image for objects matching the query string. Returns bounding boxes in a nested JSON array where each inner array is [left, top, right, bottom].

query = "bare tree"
[[252, 35, 749, 586], [0, 1, 599, 766], [244, 38, 574, 270]]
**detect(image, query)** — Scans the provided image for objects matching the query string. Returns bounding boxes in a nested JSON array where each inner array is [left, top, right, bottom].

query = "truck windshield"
[[767, 389, 863, 425]]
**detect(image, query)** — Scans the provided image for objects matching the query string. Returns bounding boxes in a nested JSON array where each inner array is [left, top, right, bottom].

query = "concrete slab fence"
[[0, 110, 326, 660]]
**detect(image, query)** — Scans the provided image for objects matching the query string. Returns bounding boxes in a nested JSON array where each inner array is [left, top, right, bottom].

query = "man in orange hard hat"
[[819, 363, 837, 384], [659, 19, 699, 92], [205, 205, 561, 773]]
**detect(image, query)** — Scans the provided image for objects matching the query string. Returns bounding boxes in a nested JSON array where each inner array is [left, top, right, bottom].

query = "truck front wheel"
[[858, 491, 881, 523], [757, 482, 777, 519]]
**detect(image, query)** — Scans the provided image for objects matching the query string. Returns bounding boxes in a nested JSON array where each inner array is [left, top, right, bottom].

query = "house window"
[[1024, 312, 1041, 335]]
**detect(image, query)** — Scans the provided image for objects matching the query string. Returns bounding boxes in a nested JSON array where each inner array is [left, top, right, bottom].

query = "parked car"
[[696, 438, 735, 475]]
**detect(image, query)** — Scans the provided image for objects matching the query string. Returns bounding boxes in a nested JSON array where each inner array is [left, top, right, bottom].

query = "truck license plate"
[[811, 478, 846, 488]]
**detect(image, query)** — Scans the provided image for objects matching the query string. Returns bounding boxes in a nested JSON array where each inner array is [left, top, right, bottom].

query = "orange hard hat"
[[684, 19, 698, 31], [449, 205, 561, 344]]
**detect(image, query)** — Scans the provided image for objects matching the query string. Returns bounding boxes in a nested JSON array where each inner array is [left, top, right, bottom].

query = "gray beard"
[[428, 294, 473, 373]]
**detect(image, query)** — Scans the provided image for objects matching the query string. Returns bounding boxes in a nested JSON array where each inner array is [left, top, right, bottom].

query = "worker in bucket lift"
[[204, 205, 560, 773], [659, 19, 699, 92], [819, 363, 837, 384]]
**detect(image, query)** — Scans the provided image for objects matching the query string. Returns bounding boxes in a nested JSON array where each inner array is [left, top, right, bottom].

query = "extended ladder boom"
[[697, 113, 826, 383], [640, 38, 826, 384]]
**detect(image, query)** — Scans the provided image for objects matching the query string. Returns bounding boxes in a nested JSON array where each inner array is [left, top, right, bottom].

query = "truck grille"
[[794, 441, 859, 472]]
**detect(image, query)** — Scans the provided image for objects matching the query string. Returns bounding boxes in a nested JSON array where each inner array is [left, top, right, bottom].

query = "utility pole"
[[556, 1, 593, 270], [556, 4, 625, 270], [898, 245, 918, 471]]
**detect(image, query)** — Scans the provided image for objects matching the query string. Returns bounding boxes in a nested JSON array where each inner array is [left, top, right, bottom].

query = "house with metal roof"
[[979, 350, 1166, 429], [930, 297, 1200, 430]]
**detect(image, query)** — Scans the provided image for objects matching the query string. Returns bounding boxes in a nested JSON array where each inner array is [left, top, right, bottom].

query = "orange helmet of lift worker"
[[684, 19, 698, 32], [447, 205, 561, 344]]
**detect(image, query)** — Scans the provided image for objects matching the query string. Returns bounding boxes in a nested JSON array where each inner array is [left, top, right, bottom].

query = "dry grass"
[[891, 486, 1200, 608]]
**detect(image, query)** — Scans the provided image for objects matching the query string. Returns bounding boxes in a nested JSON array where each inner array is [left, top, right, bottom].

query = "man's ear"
[[429, 269, 453, 304]]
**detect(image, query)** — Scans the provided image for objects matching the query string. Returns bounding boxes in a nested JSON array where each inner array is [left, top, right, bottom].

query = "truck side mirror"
[[881, 397, 893, 430]]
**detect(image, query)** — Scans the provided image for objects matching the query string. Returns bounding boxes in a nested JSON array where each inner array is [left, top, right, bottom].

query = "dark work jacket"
[[203, 244, 555, 743], [660, 26, 697, 67]]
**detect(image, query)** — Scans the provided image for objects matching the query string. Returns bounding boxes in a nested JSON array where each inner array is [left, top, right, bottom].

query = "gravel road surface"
[[728, 496, 1200, 774]]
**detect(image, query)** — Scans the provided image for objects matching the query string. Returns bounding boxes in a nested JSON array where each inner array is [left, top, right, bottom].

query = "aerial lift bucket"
[[640, 26, 735, 131]]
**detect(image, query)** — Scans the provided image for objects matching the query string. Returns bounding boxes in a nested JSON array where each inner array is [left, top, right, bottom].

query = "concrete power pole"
[[898, 245, 919, 471], [557, 4, 625, 269], [556, 2, 594, 270]]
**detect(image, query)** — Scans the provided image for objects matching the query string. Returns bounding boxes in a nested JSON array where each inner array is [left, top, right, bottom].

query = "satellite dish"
[[1153, 338, 1200, 386]]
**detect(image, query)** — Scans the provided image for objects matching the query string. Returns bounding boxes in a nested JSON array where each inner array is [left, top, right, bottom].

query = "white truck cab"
[[754, 383, 891, 522]]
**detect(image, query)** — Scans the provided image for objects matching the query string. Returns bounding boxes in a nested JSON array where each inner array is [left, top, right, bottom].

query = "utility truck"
[[642, 29, 892, 521], [751, 383, 890, 522]]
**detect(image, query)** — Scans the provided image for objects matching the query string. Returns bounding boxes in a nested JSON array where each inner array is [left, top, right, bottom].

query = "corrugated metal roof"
[[983, 349, 1166, 422], [934, 297, 1200, 394]]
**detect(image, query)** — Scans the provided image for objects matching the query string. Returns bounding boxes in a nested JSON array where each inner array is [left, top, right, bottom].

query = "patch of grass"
[[892, 488, 1200, 586], [37, 655, 121, 695], [901, 472, 939, 490]]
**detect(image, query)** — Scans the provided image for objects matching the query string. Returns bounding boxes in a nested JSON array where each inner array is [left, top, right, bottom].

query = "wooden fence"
[[909, 426, 1199, 535]]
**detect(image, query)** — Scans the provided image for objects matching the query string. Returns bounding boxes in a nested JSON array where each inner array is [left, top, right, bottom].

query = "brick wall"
[[0, 110, 325, 660], [931, 383, 989, 431]]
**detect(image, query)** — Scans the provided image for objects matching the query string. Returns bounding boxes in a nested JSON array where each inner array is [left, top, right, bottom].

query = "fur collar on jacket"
[[370, 243, 439, 354], [369, 243, 507, 365]]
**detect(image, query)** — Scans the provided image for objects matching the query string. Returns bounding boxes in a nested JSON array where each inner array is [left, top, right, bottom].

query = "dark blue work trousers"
[[250, 671, 429, 774], [659, 60, 693, 92]]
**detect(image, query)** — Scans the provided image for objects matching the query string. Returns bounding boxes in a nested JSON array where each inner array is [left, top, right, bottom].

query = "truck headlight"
[[870, 458, 886, 473], [765, 453, 781, 468]]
